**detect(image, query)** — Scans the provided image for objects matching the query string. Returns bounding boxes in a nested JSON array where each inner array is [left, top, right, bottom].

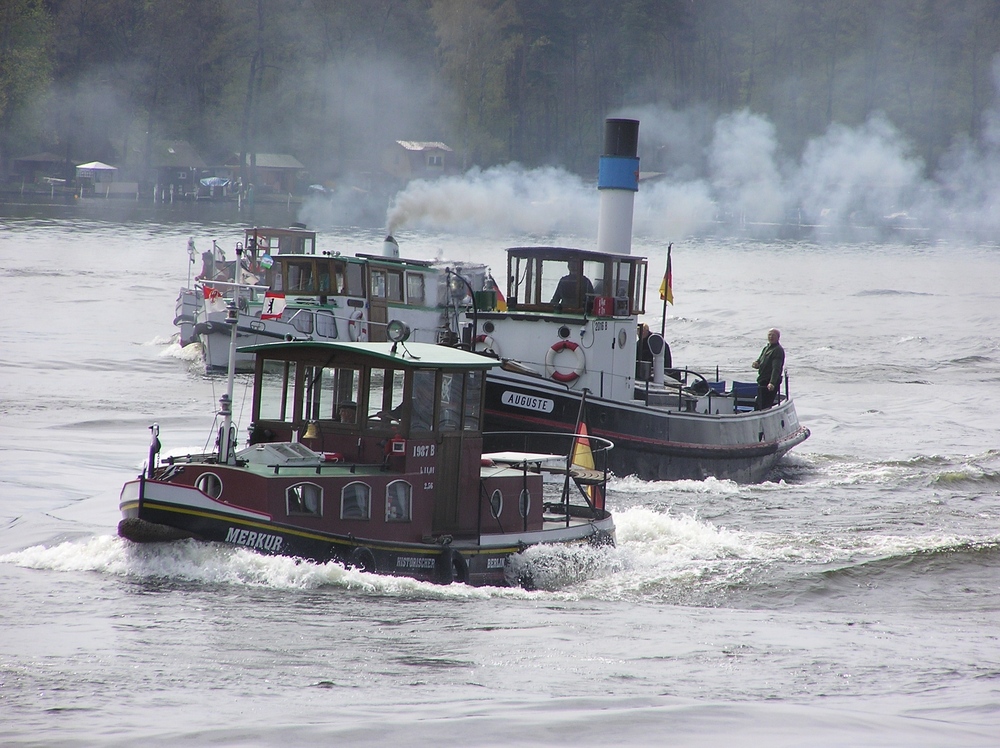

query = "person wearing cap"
[[337, 401, 357, 424], [752, 328, 784, 410]]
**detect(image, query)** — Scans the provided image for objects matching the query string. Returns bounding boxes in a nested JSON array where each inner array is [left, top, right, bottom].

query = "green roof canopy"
[[238, 340, 499, 370]]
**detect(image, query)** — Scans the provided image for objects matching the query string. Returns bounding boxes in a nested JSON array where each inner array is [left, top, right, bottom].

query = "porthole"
[[490, 489, 503, 518], [519, 488, 531, 518], [195, 472, 223, 499]]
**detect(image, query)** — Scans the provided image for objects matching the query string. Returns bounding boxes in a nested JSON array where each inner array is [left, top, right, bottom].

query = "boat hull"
[[119, 477, 614, 587], [483, 372, 809, 482]]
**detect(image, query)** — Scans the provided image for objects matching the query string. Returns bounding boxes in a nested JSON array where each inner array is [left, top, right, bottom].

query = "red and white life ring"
[[475, 333, 502, 357], [348, 310, 368, 342], [544, 339, 585, 383]]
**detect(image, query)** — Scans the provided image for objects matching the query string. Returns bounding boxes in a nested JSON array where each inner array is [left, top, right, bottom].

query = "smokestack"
[[596, 118, 640, 255], [382, 234, 399, 258]]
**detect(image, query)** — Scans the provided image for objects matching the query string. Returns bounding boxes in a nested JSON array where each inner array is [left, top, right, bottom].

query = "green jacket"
[[755, 343, 785, 388]]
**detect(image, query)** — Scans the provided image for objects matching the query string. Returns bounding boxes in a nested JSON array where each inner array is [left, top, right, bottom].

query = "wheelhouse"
[[503, 246, 647, 316]]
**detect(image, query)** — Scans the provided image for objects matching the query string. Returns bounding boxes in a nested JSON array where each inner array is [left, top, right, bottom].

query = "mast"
[[218, 243, 243, 463]]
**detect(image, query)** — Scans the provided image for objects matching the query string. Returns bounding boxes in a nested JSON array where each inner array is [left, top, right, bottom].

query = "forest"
[[3, 0, 1000, 191]]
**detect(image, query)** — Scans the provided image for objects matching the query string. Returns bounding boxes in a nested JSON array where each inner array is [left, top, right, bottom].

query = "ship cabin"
[[198, 226, 317, 287], [500, 246, 647, 317], [471, 246, 648, 402], [240, 338, 515, 541], [268, 252, 482, 343]]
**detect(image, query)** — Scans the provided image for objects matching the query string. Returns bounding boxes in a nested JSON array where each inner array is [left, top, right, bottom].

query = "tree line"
[[2, 0, 999, 182]]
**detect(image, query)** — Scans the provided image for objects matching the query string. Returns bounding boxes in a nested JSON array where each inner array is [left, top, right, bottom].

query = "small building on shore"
[[381, 141, 458, 181], [11, 152, 77, 183], [148, 141, 207, 197], [223, 153, 306, 195]]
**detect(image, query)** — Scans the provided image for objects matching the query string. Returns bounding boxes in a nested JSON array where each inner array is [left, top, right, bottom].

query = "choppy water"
[[2, 204, 1000, 746]]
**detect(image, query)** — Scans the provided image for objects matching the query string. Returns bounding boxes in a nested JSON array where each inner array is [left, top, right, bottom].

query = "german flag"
[[659, 243, 673, 305]]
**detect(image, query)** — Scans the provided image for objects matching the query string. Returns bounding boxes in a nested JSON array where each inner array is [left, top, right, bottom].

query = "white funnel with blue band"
[[596, 118, 640, 255]]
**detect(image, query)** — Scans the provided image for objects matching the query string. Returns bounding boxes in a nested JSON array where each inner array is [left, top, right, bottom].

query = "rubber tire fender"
[[348, 546, 376, 573]]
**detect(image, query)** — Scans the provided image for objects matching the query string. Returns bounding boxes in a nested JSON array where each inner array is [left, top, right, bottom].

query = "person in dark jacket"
[[752, 328, 784, 410], [551, 261, 594, 309]]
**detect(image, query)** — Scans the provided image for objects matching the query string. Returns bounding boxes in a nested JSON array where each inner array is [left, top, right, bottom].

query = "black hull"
[[119, 487, 613, 588], [483, 374, 810, 482]]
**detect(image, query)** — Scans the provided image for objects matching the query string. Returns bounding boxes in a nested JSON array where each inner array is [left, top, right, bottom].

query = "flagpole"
[[660, 243, 672, 338]]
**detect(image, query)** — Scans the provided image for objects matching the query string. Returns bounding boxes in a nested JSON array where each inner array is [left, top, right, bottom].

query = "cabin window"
[[315, 311, 338, 339], [609, 260, 630, 300], [411, 370, 437, 432], [439, 372, 463, 431], [284, 309, 313, 334], [386, 481, 412, 522], [345, 263, 362, 295], [287, 482, 322, 516], [286, 261, 314, 293], [333, 367, 360, 423], [370, 269, 387, 298], [305, 366, 360, 423], [341, 482, 371, 520], [634, 261, 647, 314], [406, 273, 425, 305], [196, 472, 223, 499], [332, 262, 346, 295], [490, 490, 503, 518], [386, 271, 404, 302], [519, 489, 531, 518], [318, 267, 331, 293], [544, 258, 594, 310], [509, 254, 533, 306], [272, 270, 283, 292], [463, 371, 483, 431], [258, 361, 296, 421], [367, 368, 404, 426]]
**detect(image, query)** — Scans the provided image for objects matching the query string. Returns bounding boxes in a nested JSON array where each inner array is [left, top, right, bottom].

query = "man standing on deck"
[[752, 328, 784, 410]]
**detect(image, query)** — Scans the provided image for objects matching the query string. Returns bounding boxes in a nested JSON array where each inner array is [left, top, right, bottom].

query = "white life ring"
[[475, 333, 501, 357], [348, 310, 368, 342], [544, 339, 585, 383]]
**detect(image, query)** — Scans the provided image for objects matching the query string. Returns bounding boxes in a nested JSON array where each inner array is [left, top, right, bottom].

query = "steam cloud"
[[366, 55, 1000, 244], [384, 165, 595, 237]]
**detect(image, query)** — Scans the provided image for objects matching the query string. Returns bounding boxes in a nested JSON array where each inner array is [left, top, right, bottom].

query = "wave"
[[0, 536, 538, 600], [3, 504, 997, 610], [854, 288, 934, 297], [158, 339, 205, 365], [0, 267, 78, 279], [949, 354, 995, 365], [741, 538, 1000, 612]]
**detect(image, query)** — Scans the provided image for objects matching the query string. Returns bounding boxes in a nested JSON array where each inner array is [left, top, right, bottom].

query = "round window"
[[195, 472, 223, 499], [518, 489, 530, 518], [490, 490, 503, 518]]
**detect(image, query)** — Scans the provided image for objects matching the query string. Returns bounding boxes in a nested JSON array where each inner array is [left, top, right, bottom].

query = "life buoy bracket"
[[348, 310, 368, 342], [475, 333, 501, 358]]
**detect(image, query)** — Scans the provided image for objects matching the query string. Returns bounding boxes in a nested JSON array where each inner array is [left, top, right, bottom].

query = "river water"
[[2, 202, 999, 746]]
